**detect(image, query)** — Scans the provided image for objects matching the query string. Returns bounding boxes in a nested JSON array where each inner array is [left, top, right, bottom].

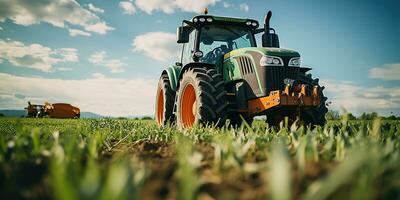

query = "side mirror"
[[177, 26, 190, 43]]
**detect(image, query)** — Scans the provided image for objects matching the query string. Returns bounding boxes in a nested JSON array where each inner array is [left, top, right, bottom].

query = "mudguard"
[[162, 65, 181, 91]]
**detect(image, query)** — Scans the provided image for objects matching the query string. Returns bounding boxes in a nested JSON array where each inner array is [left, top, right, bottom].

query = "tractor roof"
[[188, 15, 259, 29]]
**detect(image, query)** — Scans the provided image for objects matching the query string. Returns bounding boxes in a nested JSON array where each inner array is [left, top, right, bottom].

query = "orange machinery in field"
[[25, 102, 80, 118], [44, 102, 80, 118]]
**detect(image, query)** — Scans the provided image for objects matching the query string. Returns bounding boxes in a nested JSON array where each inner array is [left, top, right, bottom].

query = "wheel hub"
[[180, 84, 196, 128], [156, 89, 164, 125]]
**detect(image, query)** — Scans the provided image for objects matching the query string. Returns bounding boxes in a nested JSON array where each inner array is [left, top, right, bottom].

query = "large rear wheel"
[[176, 68, 228, 129], [155, 74, 175, 127]]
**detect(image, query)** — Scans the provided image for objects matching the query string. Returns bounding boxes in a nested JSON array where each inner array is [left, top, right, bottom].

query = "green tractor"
[[155, 10, 328, 128]]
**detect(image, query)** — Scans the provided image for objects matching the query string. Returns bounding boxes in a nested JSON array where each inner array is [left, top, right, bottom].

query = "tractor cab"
[[177, 12, 280, 66]]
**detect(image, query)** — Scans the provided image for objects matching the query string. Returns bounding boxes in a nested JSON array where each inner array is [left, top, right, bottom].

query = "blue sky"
[[0, 0, 399, 116]]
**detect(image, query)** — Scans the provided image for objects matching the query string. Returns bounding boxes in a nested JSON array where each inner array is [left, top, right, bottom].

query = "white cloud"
[[174, 0, 219, 13], [321, 79, 400, 115], [105, 59, 124, 73], [369, 63, 400, 81], [92, 72, 106, 79], [68, 28, 92, 37], [0, 39, 78, 72], [119, 1, 136, 15], [132, 32, 180, 62], [56, 48, 79, 62], [135, 0, 175, 14], [89, 51, 106, 64], [0, 73, 157, 116], [134, 0, 219, 14], [85, 22, 114, 35], [89, 51, 124, 73], [56, 67, 73, 71], [223, 2, 232, 8], [0, 0, 113, 35], [239, 3, 249, 12], [87, 3, 104, 14], [222, 2, 248, 12]]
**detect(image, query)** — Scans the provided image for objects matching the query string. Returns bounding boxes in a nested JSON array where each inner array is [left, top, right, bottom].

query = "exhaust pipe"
[[262, 11, 279, 48], [262, 11, 272, 47]]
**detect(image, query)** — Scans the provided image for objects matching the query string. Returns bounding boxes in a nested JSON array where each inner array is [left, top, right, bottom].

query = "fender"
[[162, 65, 181, 91]]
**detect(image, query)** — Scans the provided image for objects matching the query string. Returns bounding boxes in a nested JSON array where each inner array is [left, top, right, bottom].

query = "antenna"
[[203, 7, 208, 15]]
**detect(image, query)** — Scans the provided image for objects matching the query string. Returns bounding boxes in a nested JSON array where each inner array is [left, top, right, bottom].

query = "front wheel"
[[176, 68, 228, 129], [155, 74, 175, 127]]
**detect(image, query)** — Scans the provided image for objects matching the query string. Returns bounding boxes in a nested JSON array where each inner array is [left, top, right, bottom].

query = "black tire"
[[176, 68, 228, 128], [297, 73, 328, 126], [155, 74, 175, 127]]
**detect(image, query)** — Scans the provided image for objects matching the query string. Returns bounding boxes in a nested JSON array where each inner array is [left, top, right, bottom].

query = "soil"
[[109, 140, 330, 200]]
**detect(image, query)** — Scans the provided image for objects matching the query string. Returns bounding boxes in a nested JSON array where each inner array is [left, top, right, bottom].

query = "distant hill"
[[80, 112, 103, 119], [0, 110, 104, 119], [0, 110, 26, 117]]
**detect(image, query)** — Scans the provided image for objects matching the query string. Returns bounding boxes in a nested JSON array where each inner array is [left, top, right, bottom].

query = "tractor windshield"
[[199, 25, 254, 64]]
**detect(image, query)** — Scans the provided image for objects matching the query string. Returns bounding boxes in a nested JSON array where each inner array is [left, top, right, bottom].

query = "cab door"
[[181, 30, 197, 66]]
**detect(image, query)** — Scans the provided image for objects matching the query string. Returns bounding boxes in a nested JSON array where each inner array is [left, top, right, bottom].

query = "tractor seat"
[[220, 45, 229, 54]]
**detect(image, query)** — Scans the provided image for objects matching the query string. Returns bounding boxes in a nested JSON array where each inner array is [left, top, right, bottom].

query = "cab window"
[[181, 30, 196, 65], [199, 25, 254, 64]]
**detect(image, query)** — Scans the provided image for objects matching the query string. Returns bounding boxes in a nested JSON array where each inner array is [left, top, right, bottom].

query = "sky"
[[0, 0, 399, 117]]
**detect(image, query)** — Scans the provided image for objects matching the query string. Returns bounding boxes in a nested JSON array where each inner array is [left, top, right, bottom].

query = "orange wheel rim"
[[156, 89, 164, 125], [181, 84, 196, 128]]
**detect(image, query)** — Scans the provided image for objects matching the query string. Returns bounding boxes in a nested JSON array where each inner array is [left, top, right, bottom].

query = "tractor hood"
[[251, 47, 300, 57], [221, 47, 305, 99], [224, 47, 300, 60]]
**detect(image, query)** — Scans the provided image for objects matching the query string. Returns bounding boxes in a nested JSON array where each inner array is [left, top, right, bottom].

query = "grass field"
[[0, 117, 399, 200]]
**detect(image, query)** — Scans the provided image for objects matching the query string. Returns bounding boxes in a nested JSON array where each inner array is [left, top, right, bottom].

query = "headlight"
[[246, 21, 252, 26], [251, 22, 258, 27], [288, 57, 301, 67], [193, 18, 198, 22], [199, 17, 206, 22], [260, 55, 284, 66], [206, 18, 213, 22]]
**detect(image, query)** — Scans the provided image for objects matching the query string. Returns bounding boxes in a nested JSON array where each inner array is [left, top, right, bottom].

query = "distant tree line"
[[116, 116, 153, 120], [326, 110, 400, 120]]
